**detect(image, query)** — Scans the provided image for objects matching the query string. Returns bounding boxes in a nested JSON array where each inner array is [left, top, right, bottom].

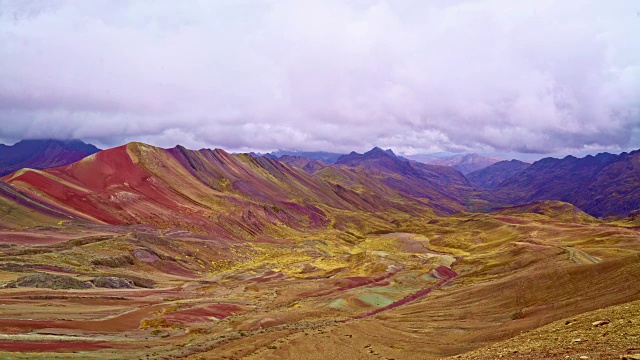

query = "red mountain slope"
[[2, 143, 473, 237]]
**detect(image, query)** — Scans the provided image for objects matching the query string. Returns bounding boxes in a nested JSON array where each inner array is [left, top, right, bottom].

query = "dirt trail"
[[561, 247, 600, 264], [381, 232, 452, 257]]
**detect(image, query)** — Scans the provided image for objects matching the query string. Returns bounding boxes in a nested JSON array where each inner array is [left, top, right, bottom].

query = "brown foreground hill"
[[0, 206, 638, 359], [0, 143, 638, 359]]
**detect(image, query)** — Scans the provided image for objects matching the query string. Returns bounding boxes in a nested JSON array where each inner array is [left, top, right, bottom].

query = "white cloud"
[[0, 0, 638, 156]]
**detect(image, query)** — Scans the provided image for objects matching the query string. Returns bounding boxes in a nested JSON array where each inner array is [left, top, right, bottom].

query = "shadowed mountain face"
[[0, 139, 100, 176], [495, 151, 639, 217], [466, 160, 531, 189], [571, 150, 640, 217]]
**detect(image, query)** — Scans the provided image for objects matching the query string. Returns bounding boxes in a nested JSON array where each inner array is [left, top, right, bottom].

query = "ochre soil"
[[0, 212, 638, 359]]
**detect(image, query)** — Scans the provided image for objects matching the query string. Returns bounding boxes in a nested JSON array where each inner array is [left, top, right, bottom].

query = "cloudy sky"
[[0, 0, 638, 159]]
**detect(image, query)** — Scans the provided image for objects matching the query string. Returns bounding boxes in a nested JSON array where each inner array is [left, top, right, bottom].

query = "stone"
[[2, 273, 92, 290], [91, 276, 135, 289]]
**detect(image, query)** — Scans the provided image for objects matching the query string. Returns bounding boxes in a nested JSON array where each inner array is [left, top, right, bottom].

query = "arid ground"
[[0, 208, 638, 359]]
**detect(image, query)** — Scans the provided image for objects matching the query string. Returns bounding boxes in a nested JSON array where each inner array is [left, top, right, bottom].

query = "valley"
[[2, 2, 637, 358], [0, 142, 638, 359], [0, 208, 638, 359]]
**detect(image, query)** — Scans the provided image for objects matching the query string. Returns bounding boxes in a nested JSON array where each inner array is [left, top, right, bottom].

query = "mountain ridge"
[[495, 150, 638, 217], [2, 141, 640, 220], [1, 142, 473, 236]]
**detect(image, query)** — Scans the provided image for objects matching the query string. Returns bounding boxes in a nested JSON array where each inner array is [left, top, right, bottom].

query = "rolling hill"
[[492, 200, 598, 224]]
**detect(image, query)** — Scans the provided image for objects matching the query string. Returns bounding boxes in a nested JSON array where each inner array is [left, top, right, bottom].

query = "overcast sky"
[[0, 0, 638, 159]]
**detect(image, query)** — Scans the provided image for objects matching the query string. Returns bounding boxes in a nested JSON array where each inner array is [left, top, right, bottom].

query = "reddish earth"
[[303, 268, 402, 298], [0, 143, 639, 359], [153, 260, 197, 278], [1, 142, 471, 239], [0, 303, 167, 334], [4, 145, 196, 225], [248, 270, 287, 283], [432, 265, 457, 279], [0, 340, 112, 352], [166, 304, 243, 323]]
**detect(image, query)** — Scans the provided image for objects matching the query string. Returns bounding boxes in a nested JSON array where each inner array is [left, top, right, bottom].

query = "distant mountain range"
[[260, 149, 498, 175], [1, 139, 638, 231], [494, 151, 640, 218], [256, 150, 344, 164], [405, 153, 501, 174], [0, 139, 100, 176]]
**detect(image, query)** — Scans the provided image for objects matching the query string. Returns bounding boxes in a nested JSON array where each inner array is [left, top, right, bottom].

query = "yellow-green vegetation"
[[0, 208, 639, 360]]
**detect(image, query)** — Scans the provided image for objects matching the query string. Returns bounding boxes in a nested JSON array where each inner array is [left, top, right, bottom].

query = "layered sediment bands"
[[2, 142, 473, 236]]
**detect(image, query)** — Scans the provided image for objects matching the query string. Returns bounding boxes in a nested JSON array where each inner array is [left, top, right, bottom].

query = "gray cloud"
[[0, 0, 638, 157]]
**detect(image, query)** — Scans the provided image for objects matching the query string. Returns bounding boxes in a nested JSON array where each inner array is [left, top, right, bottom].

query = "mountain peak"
[[364, 147, 396, 158], [365, 146, 385, 154]]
